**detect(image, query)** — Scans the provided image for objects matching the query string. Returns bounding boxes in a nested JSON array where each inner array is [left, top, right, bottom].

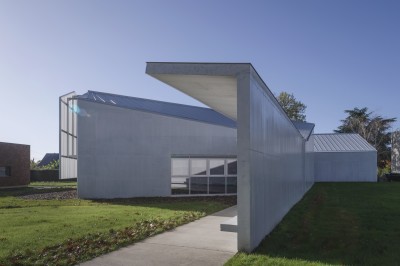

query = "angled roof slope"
[[292, 121, 315, 140], [38, 153, 59, 166], [313, 133, 376, 152], [75, 90, 236, 128]]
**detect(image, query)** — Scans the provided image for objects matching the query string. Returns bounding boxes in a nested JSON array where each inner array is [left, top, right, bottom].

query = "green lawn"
[[0, 187, 234, 265], [226, 183, 400, 266]]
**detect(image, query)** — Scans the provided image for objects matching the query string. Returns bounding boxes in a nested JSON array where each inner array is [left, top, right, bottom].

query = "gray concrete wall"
[[315, 152, 377, 182], [237, 69, 311, 252], [77, 100, 237, 199], [392, 131, 400, 173]]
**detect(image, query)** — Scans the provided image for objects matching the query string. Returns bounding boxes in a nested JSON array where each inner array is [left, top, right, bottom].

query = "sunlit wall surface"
[[76, 100, 237, 199]]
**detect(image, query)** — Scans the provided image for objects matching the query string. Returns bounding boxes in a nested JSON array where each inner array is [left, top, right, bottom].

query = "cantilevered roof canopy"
[[146, 63, 252, 120]]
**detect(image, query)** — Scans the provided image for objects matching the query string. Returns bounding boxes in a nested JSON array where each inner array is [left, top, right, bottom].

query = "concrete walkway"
[[80, 206, 237, 266]]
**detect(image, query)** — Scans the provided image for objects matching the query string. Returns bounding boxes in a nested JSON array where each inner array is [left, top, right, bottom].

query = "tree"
[[277, 92, 307, 121], [335, 107, 396, 167], [30, 159, 59, 170]]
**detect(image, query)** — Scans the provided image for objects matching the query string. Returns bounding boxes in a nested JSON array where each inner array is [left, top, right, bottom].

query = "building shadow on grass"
[[0, 187, 74, 197], [91, 196, 237, 213]]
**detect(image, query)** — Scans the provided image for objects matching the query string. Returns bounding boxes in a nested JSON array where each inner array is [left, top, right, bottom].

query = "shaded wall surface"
[[77, 100, 237, 199], [314, 152, 377, 182], [392, 131, 400, 173], [237, 68, 312, 252], [0, 142, 30, 187]]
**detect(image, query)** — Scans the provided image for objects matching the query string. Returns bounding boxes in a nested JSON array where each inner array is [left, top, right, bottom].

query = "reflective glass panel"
[[209, 159, 225, 175], [190, 176, 207, 194], [209, 176, 225, 194], [227, 159, 237, 175], [191, 159, 207, 175], [171, 177, 189, 195], [171, 159, 189, 176], [227, 176, 237, 193]]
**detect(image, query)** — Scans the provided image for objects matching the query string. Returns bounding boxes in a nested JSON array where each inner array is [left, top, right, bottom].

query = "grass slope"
[[0, 187, 233, 265], [226, 183, 400, 266]]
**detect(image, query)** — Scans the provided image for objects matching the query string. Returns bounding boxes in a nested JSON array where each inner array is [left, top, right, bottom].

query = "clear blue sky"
[[1, 0, 399, 160]]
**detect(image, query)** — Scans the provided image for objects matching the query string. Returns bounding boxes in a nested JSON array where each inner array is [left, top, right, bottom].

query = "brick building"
[[0, 142, 30, 187]]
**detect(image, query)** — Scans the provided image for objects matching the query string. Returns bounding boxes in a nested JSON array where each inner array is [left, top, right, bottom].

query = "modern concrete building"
[[0, 142, 30, 187], [314, 134, 377, 182], [60, 62, 378, 252], [69, 91, 237, 198]]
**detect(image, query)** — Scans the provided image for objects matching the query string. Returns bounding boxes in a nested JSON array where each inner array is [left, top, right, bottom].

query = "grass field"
[[0, 186, 234, 265], [226, 183, 400, 266]]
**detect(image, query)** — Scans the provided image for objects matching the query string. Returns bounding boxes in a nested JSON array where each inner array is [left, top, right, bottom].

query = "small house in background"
[[314, 133, 377, 182], [37, 153, 59, 167], [0, 142, 30, 187]]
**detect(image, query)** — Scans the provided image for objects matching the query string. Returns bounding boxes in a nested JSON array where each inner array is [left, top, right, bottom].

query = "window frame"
[[171, 156, 237, 195]]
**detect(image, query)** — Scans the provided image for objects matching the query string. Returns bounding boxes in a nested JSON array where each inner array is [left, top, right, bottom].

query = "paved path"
[[80, 205, 237, 266]]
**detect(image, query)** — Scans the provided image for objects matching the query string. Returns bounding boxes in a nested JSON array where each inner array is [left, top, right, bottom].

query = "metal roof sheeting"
[[313, 133, 376, 152], [292, 121, 315, 140], [75, 90, 236, 128]]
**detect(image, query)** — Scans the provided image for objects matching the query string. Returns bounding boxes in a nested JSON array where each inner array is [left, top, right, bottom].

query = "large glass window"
[[227, 159, 237, 175], [171, 159, 189, 176], [227, 176, 237, 194], [190, 176, 208, 194], [191, 159, 207, 175], [209, 176, 225, 194], [171, 157, 237, 195], [209, 159, 225, 175], [171, 177, 189, 195]]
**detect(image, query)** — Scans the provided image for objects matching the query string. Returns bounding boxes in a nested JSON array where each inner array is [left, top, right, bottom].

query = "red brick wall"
[[0, 142, 30, 187]]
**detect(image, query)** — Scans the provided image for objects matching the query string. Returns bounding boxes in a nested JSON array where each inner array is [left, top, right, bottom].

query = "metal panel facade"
[[77, 100, 237, 199], [314, 151, 377, 182], [314, 134, 375, 152], [237, 69, 311, 251]]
